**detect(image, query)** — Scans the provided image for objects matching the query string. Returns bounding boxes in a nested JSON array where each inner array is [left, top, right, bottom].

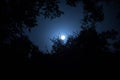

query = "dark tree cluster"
[[0, 0, 120, 69], [51, 27, 120, 66]]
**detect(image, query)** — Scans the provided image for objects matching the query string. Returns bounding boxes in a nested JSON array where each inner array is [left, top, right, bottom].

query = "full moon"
[[60, 35, 66, 40]]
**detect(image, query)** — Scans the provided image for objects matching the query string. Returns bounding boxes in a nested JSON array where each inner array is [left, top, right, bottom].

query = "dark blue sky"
[[25, 0, 120, 52], [96, 1, 120, 32]]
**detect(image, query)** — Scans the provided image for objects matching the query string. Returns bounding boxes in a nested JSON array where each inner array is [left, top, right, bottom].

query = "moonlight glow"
[[60, 35, 66, 40]]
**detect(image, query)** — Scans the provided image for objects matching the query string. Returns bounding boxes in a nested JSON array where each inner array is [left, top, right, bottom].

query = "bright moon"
[[60, 35, 66, 40]]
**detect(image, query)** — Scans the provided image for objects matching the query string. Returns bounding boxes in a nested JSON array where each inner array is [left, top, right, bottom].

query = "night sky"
[[1, 0, 120, 68], [25, 0, 120, 52]]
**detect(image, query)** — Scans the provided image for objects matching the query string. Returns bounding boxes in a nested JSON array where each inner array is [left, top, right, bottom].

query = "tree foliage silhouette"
[[51, 27, 120, 65], [1, 35, 44, 64], [0, 0, 63, 65]]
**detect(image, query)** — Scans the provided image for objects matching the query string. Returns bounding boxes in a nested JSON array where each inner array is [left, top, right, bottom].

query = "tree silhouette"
[[0, 0, 63, 65], [51, 27, 120, 66], [1, 35, 44, 64]]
